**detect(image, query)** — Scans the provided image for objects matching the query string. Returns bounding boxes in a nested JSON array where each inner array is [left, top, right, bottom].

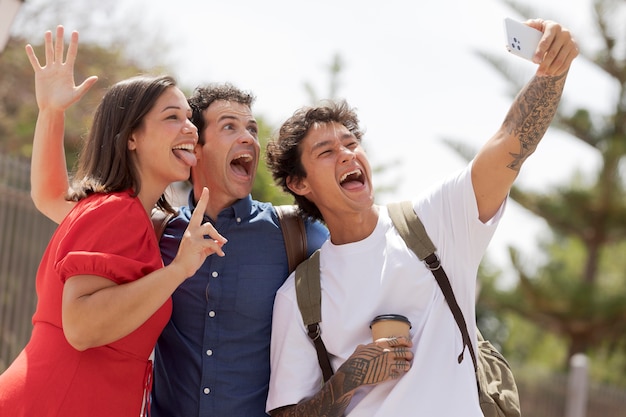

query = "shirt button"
[[208, 311, 216, 317], [211, 271, 218, 278], [203, 387, 210, 395], [236, 217, 242, 223], [206, 349, 213, 356]]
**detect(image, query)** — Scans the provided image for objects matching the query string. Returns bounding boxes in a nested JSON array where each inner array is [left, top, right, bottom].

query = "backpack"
[[294, 200, 521, 417], [151, 204, 307, 274]]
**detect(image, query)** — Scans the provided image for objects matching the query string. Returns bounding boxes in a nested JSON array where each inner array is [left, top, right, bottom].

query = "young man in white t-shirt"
[[264, 19, 578, 417]]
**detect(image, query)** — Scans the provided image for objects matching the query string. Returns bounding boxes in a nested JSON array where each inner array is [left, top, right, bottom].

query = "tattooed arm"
[[472, 19, 579, 222], [269, 338, 413, 417]]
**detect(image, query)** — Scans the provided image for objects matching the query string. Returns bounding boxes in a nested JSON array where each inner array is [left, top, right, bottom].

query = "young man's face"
[[288, 121, 374, 218], [192, 100, 260, 208]]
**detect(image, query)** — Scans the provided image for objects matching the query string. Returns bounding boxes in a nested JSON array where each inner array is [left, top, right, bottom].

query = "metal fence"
[[1, 152, 626, 415], [517, 373, 626, 417], [0, 153, 56, 371]]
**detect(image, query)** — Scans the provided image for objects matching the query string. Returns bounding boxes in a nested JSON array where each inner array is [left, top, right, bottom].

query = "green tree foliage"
[[451, 0, 626, 386], [252, 119, 295, 205], [0, 36, 152, 166], [0, 0, 171, 166]]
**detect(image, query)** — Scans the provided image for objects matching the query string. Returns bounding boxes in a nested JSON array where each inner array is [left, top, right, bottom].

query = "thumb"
[[75, 76, 98, 100]]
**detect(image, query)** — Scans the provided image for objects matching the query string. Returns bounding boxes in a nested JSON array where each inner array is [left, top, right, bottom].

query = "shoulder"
[[68, 191, 147, 227]]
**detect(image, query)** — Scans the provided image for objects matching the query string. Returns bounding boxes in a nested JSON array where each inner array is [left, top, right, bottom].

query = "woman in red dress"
[[0, 26, 227, 416]]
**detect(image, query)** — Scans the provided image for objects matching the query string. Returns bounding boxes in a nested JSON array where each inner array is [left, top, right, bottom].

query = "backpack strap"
[[387, 201, 478, 372], [275, 204, 308, 274], [151, 207, 176, 241], [295, 250, 334, 382]]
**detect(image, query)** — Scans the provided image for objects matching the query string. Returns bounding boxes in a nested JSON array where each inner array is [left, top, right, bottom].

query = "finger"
[[24, 44, 42, 71], [75, 76, 99, 100], [374, 335, 412, 348], [537, 31, 575, 76], [65, 31, 79, 67], [555, 47, 578, 75], [199, 221, 227, 246], [189, 187, 209, 227], [202, 238, 226, 258], [54, 25, 65, 64], [537, 39, 562, 73], [44, 30, 53, 67], [393, 346, 413, 360]]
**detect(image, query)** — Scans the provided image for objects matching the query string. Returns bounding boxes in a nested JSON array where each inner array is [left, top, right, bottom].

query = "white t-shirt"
[[267, 164, 504, 416]]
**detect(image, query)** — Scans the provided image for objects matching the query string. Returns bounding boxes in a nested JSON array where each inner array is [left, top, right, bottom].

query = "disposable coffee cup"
[[369, 314, 411, 342]]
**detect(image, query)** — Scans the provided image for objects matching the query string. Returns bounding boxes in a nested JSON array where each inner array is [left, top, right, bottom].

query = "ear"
[[127, 133, 138, 151], [286, 175, 309, 196], [193, 142, 203, 159]]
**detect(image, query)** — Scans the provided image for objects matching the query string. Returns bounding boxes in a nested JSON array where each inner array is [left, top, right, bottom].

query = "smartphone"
[[503, 18, 543, 61]]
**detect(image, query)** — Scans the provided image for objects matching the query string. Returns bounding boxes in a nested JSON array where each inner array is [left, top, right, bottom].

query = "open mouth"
[[230, 153, 254, 177], [339, 169, 365, 190], [172, 144, 197, 167]]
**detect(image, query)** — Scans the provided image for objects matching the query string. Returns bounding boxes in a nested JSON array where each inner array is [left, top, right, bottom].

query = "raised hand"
[[24, 25, 98, 111], [172, 187, 228, 278], [527, 19, 579, 76]]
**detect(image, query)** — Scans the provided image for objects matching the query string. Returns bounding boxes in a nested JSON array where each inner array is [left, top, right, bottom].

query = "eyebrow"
[[161, 105, 190, 113], [310, 133, 354, 152]]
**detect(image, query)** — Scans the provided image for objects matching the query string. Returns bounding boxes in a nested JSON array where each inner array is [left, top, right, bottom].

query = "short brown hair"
[[188, 83, 256, 145]]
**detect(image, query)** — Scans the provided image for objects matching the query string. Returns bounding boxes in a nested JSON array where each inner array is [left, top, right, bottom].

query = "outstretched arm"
[[270, 338, 412, 417], [472, 19, 579, 222], [25, 26, 98, 224]]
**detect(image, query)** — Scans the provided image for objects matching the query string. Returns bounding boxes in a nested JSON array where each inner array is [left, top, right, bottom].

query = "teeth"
[[233, 153, 253, 162], [340, 169, 361, 183], [172, 144, 194, 151]]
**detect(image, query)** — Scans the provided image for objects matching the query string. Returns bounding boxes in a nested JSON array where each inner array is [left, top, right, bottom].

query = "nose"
[[237, 129, 256, 144], [183, 121, 198, 138], [339, 146, 356, 164]]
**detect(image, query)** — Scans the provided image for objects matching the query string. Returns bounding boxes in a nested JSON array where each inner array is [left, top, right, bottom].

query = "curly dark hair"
[[266, 99, 364, 222], [187, 83, 256, 145]]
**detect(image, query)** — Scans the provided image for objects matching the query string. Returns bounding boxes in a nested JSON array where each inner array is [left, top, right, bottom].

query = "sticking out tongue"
[[173, 149, 197, 167]]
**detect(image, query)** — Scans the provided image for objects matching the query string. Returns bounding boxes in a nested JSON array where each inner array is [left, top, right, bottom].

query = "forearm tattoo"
[[274, 345, 410, 417], [504, 73, 567, 171]]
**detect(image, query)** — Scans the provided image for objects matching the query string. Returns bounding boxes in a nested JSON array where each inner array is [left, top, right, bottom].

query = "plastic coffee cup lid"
[[369, 314, 412, 328]]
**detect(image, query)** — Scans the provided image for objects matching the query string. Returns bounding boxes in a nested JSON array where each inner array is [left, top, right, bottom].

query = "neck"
[[193, 185, 240, 220], [137, 188, 163, 216], [324, 205, 379, 245]]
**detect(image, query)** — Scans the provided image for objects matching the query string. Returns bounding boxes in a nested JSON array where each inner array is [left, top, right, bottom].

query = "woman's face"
[[128, 86, 198, 191]]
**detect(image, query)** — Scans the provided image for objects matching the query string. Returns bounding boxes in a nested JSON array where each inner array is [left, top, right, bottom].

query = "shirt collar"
[[186, 189, 253, 222]]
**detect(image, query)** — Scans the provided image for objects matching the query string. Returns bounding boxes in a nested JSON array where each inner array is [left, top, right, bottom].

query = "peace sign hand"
[[171, 187, 228, 279]]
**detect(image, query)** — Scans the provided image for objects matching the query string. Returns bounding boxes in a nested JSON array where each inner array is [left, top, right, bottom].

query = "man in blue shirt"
[[150, 83, 329, 417]]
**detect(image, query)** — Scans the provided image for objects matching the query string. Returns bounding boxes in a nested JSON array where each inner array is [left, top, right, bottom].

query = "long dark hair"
[[68, 74, 178, 212]]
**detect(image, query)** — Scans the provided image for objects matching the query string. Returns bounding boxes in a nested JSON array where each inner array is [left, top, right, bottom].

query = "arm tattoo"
[[273, 372, 353, 417], [503, 73, 567, 171], [273, 345, 407, 417]]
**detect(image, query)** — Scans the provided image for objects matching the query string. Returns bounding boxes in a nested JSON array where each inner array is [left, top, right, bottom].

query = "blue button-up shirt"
[[151, 194, 328, 417]]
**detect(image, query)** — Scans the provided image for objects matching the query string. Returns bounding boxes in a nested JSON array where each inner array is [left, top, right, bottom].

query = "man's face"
[[192, 100, 260, 210], [288, 122, 374, 218]]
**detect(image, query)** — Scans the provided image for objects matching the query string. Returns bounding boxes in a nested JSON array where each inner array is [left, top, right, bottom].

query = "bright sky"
[[12, 0, 617, 282]]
